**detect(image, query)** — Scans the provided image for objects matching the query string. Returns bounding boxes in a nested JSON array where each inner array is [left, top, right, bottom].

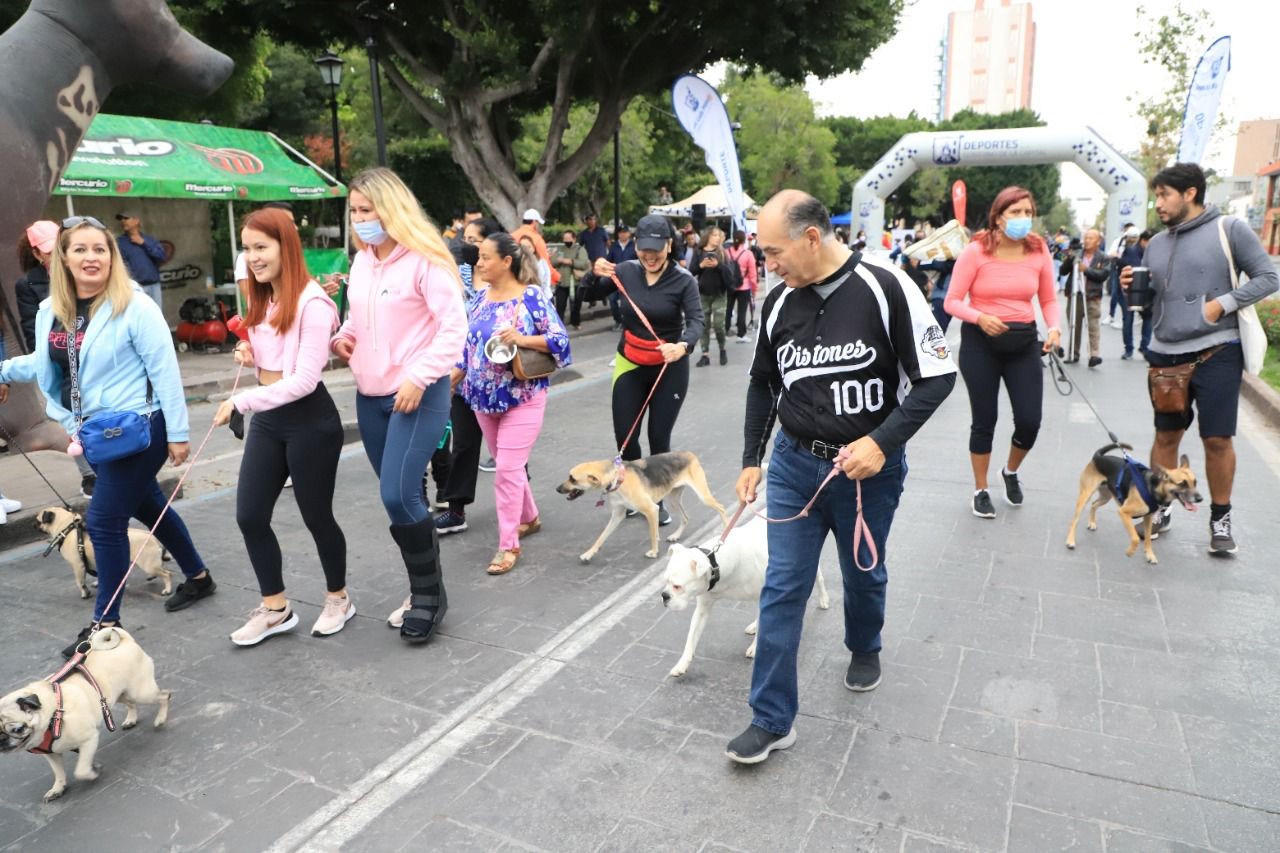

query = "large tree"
[[722, 71, 841, 209], [154, 0, 901, 226]]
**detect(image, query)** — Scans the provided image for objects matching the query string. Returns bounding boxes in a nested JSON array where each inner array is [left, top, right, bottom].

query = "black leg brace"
[[389, 518, 447, 643]]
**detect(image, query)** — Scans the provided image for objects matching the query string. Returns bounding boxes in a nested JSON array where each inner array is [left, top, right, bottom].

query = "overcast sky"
[[801, 0, 1269, 225]]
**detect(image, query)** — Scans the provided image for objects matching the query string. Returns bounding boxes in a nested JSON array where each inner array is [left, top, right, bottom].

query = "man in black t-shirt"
[[726, 191, 957, 764]]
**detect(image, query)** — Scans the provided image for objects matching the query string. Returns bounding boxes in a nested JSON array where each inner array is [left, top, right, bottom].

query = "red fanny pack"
[[622, 330, 666, 366]]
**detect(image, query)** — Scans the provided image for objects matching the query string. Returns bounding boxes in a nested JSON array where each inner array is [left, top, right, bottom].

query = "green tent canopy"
[[54, 113, 345, 201]]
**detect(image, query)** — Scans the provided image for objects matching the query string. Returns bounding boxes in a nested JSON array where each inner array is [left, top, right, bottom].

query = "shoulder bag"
[[66, 316, 153, 465], [510, 290, 559, 381], [1217, 217, 1267, 375]]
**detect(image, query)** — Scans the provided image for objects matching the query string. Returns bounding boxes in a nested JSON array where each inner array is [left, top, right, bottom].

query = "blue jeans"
[[1107, 269, 1124, 319], [748, 432, 907, 735], [356, 377, 451, 525], [87, 412, 205, 623], [1122, 304, 1153, 356]]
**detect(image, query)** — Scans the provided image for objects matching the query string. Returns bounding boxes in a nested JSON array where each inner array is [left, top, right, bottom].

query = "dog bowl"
[[484, 335, 516, 364]]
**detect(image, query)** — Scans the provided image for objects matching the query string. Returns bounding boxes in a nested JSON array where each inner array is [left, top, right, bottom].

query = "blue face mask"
[[354, 218, 389, 246], [1003, 217, 1033, 241]]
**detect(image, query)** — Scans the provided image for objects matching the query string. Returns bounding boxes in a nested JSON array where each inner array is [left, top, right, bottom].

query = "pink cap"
[[26, 221, 58, 254]]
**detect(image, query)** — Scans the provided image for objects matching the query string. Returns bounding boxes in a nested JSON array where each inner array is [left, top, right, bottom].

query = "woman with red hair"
[[213, 208, 349, 645], [944, 187, 1061, 519]]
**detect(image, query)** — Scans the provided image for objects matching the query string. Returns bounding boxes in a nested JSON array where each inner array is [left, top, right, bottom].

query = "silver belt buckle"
[[811, 439, 836, 460]]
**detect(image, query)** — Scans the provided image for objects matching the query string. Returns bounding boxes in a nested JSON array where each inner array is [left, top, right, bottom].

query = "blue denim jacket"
[[0, 287, 190, 441]]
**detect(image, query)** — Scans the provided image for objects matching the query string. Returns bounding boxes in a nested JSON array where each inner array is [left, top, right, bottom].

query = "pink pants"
[[475, 389, 547, 550]]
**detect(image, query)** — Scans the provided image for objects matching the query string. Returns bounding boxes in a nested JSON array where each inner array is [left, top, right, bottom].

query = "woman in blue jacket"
[[0, 217, 216, 656]]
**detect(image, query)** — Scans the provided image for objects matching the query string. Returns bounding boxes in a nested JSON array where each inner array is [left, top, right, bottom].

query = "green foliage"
[[1129, 2, 1224, 202], [1256, 299, 1280, 347], [722, 72, 840, 208], [1041, 199, 1078, 235]]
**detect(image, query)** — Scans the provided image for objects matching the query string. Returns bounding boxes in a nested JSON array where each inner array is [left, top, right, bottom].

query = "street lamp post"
[[314, 52, 344, 184]]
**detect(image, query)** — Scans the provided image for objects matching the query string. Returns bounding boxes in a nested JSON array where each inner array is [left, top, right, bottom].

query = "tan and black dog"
[[1065, 444, 1202, 564], [35, 507, 172, 599], [556, 451, 729, 562]]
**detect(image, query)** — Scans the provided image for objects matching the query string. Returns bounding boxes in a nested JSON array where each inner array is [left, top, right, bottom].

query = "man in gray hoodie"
[[1120, 163, 1278, 555]]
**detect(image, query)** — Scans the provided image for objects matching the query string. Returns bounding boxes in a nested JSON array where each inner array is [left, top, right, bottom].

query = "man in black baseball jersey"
[[727, 190, 957, 764]]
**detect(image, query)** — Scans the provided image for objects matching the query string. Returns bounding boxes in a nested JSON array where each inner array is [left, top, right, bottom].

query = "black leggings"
[[236, 384, 347, 595], [441, 393, 483, 514], [724, 289, 750, 338], [611, 356, 689, 461], [958, 322, 1043, 455]]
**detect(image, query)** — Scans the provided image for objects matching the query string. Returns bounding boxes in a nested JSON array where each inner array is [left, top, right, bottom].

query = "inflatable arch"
[[851, 126, 1147, 247]]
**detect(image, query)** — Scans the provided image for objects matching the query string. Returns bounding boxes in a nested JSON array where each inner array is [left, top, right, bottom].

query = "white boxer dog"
[[660, 516, 830, 678]]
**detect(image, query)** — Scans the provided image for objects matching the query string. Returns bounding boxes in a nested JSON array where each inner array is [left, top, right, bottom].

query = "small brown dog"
[[1065, 444, 1202, 564], [556, 451, 729, 562]]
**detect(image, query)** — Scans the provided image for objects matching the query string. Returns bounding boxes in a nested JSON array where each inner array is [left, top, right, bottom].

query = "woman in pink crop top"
[[330, 168, 468, 646], [944, 187, 1062, 520], [212, 208, 350, 645]]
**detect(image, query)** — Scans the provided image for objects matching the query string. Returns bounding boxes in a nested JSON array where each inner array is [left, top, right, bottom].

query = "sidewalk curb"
[[1242, 373, 1280, 429]]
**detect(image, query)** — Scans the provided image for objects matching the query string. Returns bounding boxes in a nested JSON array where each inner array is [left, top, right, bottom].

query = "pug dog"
[[35, 507, 172, 599], [0, 627, 171, 802]]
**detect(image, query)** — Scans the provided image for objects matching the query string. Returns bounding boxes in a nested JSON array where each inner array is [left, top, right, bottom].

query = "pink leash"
[[718, 460, 879, 573], [91, 365, 245, 631]]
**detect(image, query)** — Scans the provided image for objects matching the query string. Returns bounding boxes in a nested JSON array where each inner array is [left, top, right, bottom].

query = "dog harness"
[[27, 650, 116, 755], [1114, 454, 1161, 516], [43, 517, 94, 577]]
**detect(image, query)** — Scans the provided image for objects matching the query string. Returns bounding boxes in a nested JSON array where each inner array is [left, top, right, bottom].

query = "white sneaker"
[[0, 506, 6, 525], [0, 495, 21, 515], [387, 594, 411, 629], [311, 594, 356, 637], [230, 605, 299, 646]]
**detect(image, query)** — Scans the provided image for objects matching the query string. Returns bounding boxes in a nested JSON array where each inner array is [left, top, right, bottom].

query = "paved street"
[[1, 305, 1278, 852]]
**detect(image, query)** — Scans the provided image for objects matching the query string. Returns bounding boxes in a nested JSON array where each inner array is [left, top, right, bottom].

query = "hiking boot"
[[844, 652, 882, 692], [311, 594, 356, 637], [725, 724, 796, 765], [230, 605, 298, 647], [164, 573, 216, 612], [1209, 511, 1238, 555], [1001, 469, 1024, 507], [434, 510, 468, 535], [719, 349, 728, 366], [696, 353, 710, 367], [972, 490, 997, 519]]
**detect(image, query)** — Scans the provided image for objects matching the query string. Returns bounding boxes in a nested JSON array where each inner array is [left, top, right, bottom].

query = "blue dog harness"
[[1114, 454, 1160, 516]]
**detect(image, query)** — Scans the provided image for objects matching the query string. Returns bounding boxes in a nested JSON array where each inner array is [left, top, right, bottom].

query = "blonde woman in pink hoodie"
[[331, 168, 468, 645]]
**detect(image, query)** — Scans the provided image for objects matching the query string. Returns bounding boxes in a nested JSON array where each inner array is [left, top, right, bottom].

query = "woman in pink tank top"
[[944, 187, 1062, 520]]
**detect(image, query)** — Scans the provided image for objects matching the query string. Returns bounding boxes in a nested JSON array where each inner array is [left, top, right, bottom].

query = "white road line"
[[267, 510, 727, 853]]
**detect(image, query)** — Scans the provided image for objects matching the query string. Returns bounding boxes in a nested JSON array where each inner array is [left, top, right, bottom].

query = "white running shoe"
[[230, 605, 299, 646], [0, 495, 21, 515], [311, 594, 356, 637]]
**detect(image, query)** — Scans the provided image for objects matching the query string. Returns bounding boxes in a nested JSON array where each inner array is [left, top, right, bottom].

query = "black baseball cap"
[[634, 214, 673, 251]]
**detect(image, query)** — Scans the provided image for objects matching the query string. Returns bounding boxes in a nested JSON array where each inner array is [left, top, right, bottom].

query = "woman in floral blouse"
[[454, 232, 571, 575]]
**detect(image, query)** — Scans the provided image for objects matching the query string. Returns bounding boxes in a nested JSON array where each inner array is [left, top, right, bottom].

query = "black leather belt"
[[787, 432, 845, 461]]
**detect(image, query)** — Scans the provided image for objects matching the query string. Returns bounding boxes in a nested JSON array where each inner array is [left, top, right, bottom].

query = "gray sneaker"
[[1209, 512, 1238, 555], [725, 724, 796, 764], [1001, 469, 1024, 506], [972, 490, 997, 519]]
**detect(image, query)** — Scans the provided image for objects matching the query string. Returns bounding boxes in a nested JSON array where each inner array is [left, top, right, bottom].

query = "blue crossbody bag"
[[66, 315, 153, 465]]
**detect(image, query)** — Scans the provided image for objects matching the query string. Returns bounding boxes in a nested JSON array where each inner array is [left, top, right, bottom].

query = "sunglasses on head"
[[61, 216, 106, 230]]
